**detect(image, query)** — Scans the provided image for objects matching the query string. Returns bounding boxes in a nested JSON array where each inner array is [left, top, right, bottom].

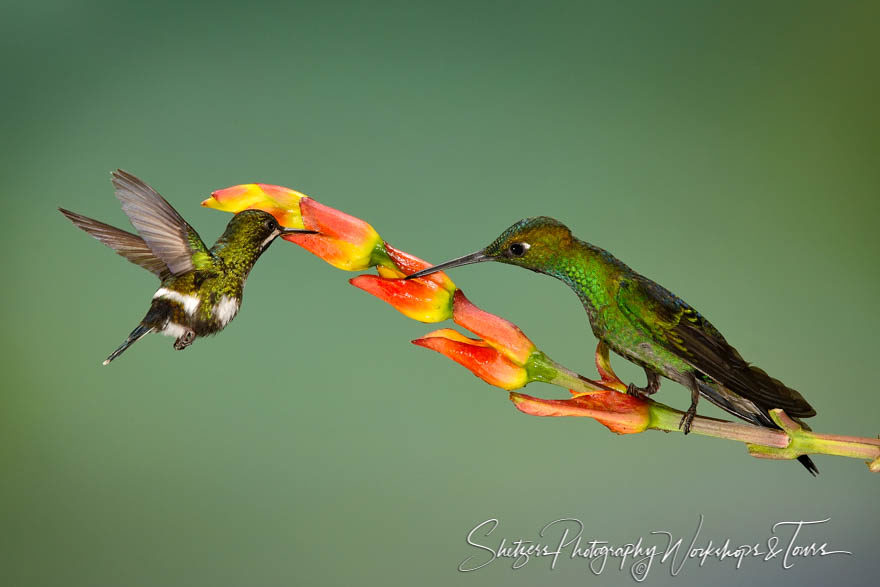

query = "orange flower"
[[349, 243, 457, 322], [283, 197, 385, 271], [202, 183, 308, 229], [451, 291, 534, 365], [509, 391, 652, 435], [412, 329, 529, 390], [350, 274, 455, 323], [204, 183, 385, 270]]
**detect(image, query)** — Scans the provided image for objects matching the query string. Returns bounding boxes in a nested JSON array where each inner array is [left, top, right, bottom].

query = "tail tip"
[[798, 455, 819, 476]]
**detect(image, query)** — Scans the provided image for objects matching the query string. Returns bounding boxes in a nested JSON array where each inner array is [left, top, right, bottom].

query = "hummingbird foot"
[[679, 406, 697, 434], [173, 328, 197, 351], [626, 383, 651, 399], [625, 368, 661, 399], [679, 374, 702, 435]]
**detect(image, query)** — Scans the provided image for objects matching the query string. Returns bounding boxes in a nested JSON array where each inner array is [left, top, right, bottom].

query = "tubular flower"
[[410, 300, 545, 391], [285, 197, 385, 271], [451, 290, 534, 366], [509, 391, 652, 435], [350, 274, 455, 323], [412, 329, 529, 390], [203, 184, 386, 271], [202, 183, 308, 229], [349, 243, 457, 322]]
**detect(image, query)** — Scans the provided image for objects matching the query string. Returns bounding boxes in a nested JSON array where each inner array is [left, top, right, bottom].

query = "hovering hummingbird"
[[60, 170, 316, 365], [406, 217, 819, 474]]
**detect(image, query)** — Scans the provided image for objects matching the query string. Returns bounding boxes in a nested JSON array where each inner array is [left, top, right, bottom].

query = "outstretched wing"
[[59, 208, 171, 279], [111, 170, 212, 276], [616, 274, 815, 418]]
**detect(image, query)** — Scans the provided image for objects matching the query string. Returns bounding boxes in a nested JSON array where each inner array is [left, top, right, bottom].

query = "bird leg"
[[173, 328, 197, 351], [626, 368, 661, 399], [679, 373, 701, 434]]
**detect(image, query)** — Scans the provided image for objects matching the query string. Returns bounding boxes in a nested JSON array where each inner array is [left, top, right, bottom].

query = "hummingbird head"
[[220, 210, 317, 251], [405, 216, 574, 279]]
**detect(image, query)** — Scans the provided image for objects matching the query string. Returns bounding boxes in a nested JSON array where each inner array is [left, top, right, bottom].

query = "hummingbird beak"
[[278, 227, 319, 235], [404, 249, 491, 280]]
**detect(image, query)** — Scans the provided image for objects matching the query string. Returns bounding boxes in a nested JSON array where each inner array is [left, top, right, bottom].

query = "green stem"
[[369, 240, 395, 270], [539, 356, 880, 468], [533, 353, 619, 393], [646, 402, 792, 446]]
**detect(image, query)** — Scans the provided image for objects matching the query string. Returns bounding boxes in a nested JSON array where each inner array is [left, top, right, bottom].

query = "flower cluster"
[[204, 184, 388, 271], [202, 185, 678, 436], [203, 181, 880, 468], [204, 182, 548, 390]]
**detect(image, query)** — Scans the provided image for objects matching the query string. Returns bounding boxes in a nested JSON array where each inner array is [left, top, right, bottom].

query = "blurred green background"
[[1, 1, 877, 585]]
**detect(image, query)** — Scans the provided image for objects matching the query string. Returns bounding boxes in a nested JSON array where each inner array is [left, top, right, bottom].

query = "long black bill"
[[404, 249, 491, 280], [279, 227, 318, 235]]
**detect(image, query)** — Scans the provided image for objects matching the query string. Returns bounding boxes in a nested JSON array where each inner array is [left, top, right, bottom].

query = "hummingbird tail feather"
[[694, 379, 770, 427], [103, 324, 154, 366], [796, 455, 819, 476], [695, 380, 819, 476]]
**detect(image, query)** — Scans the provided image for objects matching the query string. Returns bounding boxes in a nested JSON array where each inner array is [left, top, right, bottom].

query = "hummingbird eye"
[[507, 242, 529, 257]]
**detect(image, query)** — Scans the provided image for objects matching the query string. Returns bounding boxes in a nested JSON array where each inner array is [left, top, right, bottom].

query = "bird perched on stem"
[[406, 216, 819, 475], [60, 170, 316, 365]]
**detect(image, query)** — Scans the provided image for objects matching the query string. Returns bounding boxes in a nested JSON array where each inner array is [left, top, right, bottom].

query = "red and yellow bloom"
[[286, 197, 384, 271], [349, 243, 457, 322], [407, 290, 542, 391], [509, 391, 652, 435], [412, 329, 530, 390], [203, 183, 385, 271], [203, 183, 308, 229], [451, 291, 534, 366]]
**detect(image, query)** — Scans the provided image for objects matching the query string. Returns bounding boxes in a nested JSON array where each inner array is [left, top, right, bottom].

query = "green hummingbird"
[[406, 216, 819, 475], [60, 170, 316, 365]]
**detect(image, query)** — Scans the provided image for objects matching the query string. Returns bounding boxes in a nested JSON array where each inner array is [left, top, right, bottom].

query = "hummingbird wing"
[[111, 170, 213, 276], [616, 274, 816, 418], [59, 208, 172, 279]]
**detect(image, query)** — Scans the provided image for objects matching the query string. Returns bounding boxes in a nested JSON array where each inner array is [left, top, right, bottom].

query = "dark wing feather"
[[616, 275, 816, 418], [59, 208, 171, 279], [111, 170, 210, 275]]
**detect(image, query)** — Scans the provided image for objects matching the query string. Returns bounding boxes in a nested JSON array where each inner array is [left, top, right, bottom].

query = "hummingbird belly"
[[150, 287, 240, 337], [211, 295, 240, 328], [611, 338, 690, 382], [597, 313, 692, 381]]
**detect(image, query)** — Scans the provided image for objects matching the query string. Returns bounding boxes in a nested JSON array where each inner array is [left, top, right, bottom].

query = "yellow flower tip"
[[255, 184, 308, 208], [349, 274, 454, 322], [377, 265, 406, 279], [420, 328, 487, 345], [203, 184, 308, 222]]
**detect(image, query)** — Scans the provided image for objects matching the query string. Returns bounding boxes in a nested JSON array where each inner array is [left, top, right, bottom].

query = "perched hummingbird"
[[60, 170, 316, 365], [406, 217, 819, 474]]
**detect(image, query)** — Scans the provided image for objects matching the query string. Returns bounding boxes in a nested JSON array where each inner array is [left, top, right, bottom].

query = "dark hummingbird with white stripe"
[[60, 170, 316, 365]]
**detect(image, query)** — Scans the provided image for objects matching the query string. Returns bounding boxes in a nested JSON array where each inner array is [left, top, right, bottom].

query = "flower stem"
[[536, 347, 880, 470]]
